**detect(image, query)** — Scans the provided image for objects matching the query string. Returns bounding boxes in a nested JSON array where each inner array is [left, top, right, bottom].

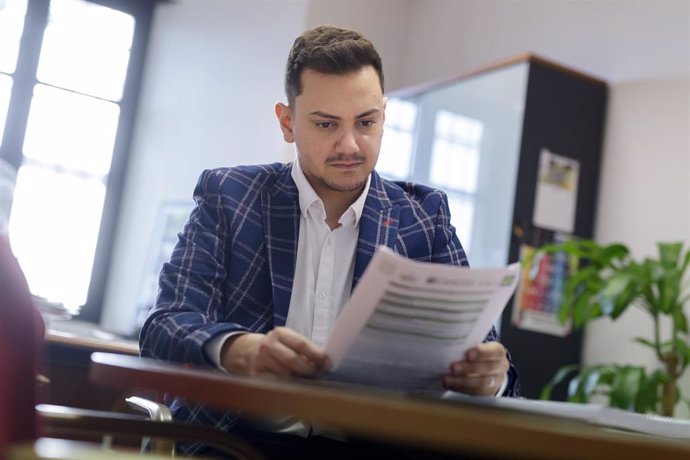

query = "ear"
[[275, 102, 294, 143]]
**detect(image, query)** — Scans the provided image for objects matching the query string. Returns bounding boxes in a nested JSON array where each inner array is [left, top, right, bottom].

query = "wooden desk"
[[45, 320, 139, 355], [42, 323, 140, 412], [90, 353, 690, 460], [46, 331, 139, 355]]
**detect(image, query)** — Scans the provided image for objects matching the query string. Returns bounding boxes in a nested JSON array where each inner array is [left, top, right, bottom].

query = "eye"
[[359, 120, 375, 127], [315, 121, 336, 129]]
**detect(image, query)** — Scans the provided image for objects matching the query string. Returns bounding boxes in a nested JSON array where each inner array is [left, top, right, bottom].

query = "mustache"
[[326, 154, 366, 164]]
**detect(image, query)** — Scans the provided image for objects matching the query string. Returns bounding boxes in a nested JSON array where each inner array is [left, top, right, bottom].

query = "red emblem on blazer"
[[383, 218, 394, 226]]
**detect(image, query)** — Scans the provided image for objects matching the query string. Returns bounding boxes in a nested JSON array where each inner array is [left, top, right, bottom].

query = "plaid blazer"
[[140, 162, 519, 441]]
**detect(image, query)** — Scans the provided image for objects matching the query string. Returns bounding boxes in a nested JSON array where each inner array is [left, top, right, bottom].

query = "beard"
[[315, 175, 368, 193], [307, 153, 369, 192]]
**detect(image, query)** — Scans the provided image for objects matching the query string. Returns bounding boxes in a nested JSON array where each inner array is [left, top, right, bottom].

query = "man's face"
[[276, 66, 386, 200]]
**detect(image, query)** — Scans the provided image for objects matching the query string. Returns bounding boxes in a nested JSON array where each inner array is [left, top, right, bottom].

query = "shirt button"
[[318, 292, 327, 300], [326, 238, 332, 246]]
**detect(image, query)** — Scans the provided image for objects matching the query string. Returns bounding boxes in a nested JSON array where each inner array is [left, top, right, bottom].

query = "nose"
[[335, 127, 359, 155]]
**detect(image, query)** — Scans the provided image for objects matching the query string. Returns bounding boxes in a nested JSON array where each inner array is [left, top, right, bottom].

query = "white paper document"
[[323, 246, 520, 391], [441, 393, 690, 440]]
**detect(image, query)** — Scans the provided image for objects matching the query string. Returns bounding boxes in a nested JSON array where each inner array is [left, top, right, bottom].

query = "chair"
[[0, 236, 263, 460], [0, 235, 43, 455]]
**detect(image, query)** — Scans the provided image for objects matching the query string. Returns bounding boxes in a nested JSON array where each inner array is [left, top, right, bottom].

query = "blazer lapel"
[[262, 165, 300, 327], [353, 172, 399, 287]]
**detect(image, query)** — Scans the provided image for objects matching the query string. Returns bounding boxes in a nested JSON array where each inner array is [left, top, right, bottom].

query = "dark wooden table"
[[89, 352, 690, 459]]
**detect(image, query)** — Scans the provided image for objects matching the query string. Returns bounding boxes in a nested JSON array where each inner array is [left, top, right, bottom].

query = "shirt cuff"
[[205, 331, 246, 372]]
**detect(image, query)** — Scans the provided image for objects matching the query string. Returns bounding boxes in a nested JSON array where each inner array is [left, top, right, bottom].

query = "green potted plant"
[[526, 240, 690, 417]]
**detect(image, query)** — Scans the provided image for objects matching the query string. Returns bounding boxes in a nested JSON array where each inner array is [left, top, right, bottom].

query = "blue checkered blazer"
[[140, 162, 519, 436]]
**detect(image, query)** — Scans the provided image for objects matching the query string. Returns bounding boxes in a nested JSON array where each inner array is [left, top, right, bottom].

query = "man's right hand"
[[220, 327, 331, 378]]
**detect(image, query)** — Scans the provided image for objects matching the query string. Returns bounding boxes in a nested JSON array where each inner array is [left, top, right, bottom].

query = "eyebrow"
[[308, 109, 381, 120]]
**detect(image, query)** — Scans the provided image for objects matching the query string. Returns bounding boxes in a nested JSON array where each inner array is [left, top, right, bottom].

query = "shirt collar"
[[291, 160, 371, 225]]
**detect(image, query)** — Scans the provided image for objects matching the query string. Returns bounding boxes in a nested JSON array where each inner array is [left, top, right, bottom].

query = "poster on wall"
[[511, 229, 576, 337], [532, 148, 580, 234]]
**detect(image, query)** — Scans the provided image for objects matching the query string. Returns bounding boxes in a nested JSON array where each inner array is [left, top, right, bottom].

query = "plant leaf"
[[636, 369, 664, 413], [633, 337, 656, 351], [600, 243, 630, 267], [540, 364, 579, 400], [609, 365, 644, 411], [560, 239, 594, 259], [674, 309, 688, 334], [658, 270, 681, 314], [567, 373, 582, 401], [658, 242, 683, 269], [563, 266, 599, 298], [640, 260, 660, 312], [572, 290, 592, 328], [611, 282, 639, 319], [681, 246, 690, 274], [673, 338, 690, 371], [597, 273, 633, 316], [563, 268, 604, 328], [568, 365, 613, 403]]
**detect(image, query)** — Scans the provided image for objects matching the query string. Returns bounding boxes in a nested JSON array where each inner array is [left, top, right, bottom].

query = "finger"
[[443, 373, 503, 396], [451, 351, 510, 374], [262, 336, 319, 377], [252, 352, 293, 377], [465, 342, 505, 361], [317, 354, 333, 373], [273, 328, 329, 368], [444, 373, 494, 391], [267, 328, 329, 376], [449, 359, 508, 376]]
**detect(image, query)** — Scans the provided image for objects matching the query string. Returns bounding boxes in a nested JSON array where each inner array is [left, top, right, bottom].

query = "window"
[[380, 100, 484, 254], [428, 110, 483, 251], [0, 74, 12, 143], [0, 0, 154, 318], [378, 98, 418, 179], [0, 0, 27, 141], [429, 110, 482, 193]]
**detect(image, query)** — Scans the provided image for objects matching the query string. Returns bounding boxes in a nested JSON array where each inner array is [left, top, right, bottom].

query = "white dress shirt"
[[284, 160, 370, 347]]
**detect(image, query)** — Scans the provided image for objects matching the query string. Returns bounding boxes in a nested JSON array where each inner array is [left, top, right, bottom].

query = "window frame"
[[0, 0, 156, 323]]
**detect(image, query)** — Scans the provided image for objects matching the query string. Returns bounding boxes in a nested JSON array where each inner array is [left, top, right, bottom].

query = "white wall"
[[584, 78, 690, 415], [401, 0, 690, 87], [303, 0, 413, 92], [594, 79, 690, 254]]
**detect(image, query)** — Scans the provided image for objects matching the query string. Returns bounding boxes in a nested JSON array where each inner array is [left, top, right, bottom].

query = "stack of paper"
[[440, 394, 690, 440]]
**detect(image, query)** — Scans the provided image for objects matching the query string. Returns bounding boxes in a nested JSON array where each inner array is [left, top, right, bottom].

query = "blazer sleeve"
[[431, 191, 521, 397], [139, 170, 249, 366]]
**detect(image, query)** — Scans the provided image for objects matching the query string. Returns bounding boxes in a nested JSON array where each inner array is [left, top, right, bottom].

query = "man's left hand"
[[443, 342, 509, 396]]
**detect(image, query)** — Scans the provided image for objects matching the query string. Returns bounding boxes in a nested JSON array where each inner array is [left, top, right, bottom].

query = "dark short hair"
[[285, 25, 384, 106]]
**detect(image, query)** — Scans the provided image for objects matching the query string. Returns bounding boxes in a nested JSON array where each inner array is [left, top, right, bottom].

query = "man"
[[141, 25, 519, 457]]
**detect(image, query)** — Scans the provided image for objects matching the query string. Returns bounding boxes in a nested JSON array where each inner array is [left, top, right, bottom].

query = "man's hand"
[[220, 327, 331, 378], [443, 342, 509, 396]]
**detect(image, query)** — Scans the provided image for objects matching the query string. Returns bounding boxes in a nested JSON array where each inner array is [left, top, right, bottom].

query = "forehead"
[[295, 66, 383, 114]]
